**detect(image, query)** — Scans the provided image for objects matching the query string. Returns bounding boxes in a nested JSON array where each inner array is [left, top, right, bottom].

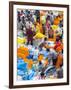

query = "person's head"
[[22, 16, 25, 23], [21, 10, 23, 14], [46, 48, 50, 52], [46, 15, 50, 21], [40, 72, 45, 78], [62, 49, 63, 54], [51, 12, 53, 15], [39, 61, 42, 65], [17, 11, 20, 16], [56, 35, 60, 42], [37, 19, 40, 23], [58, 14, 61, 18], [50, 26, 52, 30], [44, 37, 47, 41]]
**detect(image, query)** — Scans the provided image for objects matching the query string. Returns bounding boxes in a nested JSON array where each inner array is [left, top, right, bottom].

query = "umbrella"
[[51, 25, 58, 31], [17, 37, 27, 44], [34, 32, 46, 39]]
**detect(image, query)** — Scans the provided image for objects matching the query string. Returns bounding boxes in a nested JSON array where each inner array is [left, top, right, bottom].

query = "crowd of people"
[[17, 9, 63, 80]]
